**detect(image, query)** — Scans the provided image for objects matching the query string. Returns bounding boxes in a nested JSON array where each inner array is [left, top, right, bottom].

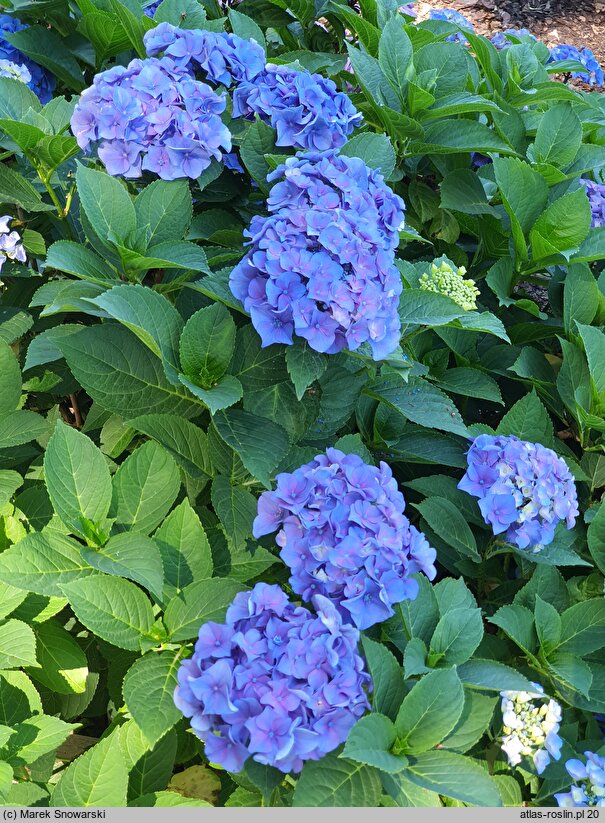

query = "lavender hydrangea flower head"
[[0, 14, 55, 102], [500, 683, 563, 774], [400, 3, 416, 16], [458, 434, 578, 551], [581, 179, 605, 227], [0, 215, 26, 271], [491, 28, 535, 49], [548, 44, 604, 86], [173, 582, 371, 773], [253, 449, 437, 630], [0, 58, 30, 84], [144, 22, 266, 86], [428, 8, 474, 43], [70, 56, 231, 180], [556, 752, 605, 807], [232, 65, 362, 151], [229, 151, 405, 359]]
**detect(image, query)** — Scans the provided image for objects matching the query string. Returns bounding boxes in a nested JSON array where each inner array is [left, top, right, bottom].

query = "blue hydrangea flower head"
[[0, 14, 55, 102], [143, 0, 161, 16], [0, 215, 26, 272], [428, 8, 474, 43], [252, 449, 437, 630], [232, 64, 362, 151], [548, 43, 604, 86], [229, 151, 405, 360], [500, 683, 563, 774], [144, 22, 266, 86], [0, 58, 30, 84], [458, 434, 578, 550], [70, 56, 231, 180], [400, 2, 416, 16], [173, 582, 371, 773], [491, 28, 535, 49], [556, 752, 605, 807], [581, 179, 605, 227]]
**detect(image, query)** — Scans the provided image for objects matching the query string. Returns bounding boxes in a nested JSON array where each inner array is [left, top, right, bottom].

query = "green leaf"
[[211, 475, 257, 548], [0, 410, 47, 448], [414, 498, 478, 561], [534, 595, 561, 654], [434, 368, 503, 404], [76, 163, 136, 247], [0, 77, 41, 120], [493, 157, 548, 261], [398, 289, 466, 327], [340, 133, 396, 179], [0, 531, 96, 596], [0, 341, 21, 416], [7, 714, 76, 767], [56, 324, 201, 419], [398, 574, 440, 644], [178, 373, 243, 415], [127, 414, 209, 480], [563, 264, 599, 334], [428, 607, 484, 666], [122, 651, 182, 747], [531, 104, 582, 168], [456, 659, 542, 693], [179, 303, 236, 389], [530, 189, 592, 261], [496, 389, 554, 446], [125, 241, 209, 274], [293, 755, 382, 806], [285, 339, 328, 400], [44, 420, 112, 540], [405, 750, 501, 806], [409, 120, 514, 156], [395, 668, 464, 754], [361, 636, 405, 720], [0, 160, 53, 212], [490, 604, 537, 655], [240, 118, 279, 190], [228, 8, 266, 49], [130, 791, 210, 807], [153, 0, 208, 27], [0, 620, 37, 669], [214, 409, 290, 488], [6, 27, 84, 90], [381, 772, 442, 807], [442, 690, 496, 753], [111, 441, 181, 535], [556, 599, 605, 656], [576, 323, 605, 399], [134, 179, 192, 248], [587, 502, 605, 575], [45, 241, 119, 285], [82, 534, 164, 603], [51, 732, 128, 807], [547, 652, 592, 698], [164, 578, 245, 642], [0, 671, 42, 726], [153, 499, 213, 594], [440, 169, 495, 216], [61, 575, 155, 652], [341, 714, 407, 773], [365, 376, 468, 437], [27, 620, 87, 695], [378, 16, 413, 98]]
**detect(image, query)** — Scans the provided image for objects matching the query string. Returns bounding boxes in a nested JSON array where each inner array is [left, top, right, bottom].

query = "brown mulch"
[[415, 0, 605, 80]]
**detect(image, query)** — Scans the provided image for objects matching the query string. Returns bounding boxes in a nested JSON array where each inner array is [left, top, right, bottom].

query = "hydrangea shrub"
[[0, 0, 604, 809]]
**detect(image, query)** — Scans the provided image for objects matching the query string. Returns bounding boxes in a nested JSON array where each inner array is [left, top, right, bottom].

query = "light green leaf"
[[530, 189, 592, 260], [428, 607, 484, 666], [0, 341, 21, 415], [179, 303, 236, 389], [0, 531, 96, 596], [0, 620, 37, 669], [405, 750, 501, 806], [361, 636, 405, 720], [153, 499, 213, 594], [134, 179, 193, 248], [341, 714, 407, 773], [456, 659, 543, 693], [82, 533, 164, 603], [76, 163, 135, 248], [51, 732, 128, 807], [122, 651, 183, 746], [556, 599, 605, 656], [395, 669, 464, 754], [45, 241, 119, 284], [128, 414, 210, 480], [293, 755, 382, 807], [164, 578, 245, 642], [7, 714, 76, 767], [490, 604, 537, 655], [0, 410, 47, 448], [27, 619, 88, 695]]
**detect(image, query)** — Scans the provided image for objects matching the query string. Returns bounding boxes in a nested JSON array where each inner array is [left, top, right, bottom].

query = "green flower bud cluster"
[[419, 260, 480, 311]]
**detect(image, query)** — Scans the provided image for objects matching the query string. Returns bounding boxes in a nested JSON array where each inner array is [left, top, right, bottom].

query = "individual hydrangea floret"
[[253, 449, 437, 630], [500, 683, 563, 774], [143, 0, 161, 16], [0, 58, 30, 84], [0, 14, 55, 102], [428, 8, 474, 43], [70, 56, 231, 180], [144, 22, 266, 86], [0, 215, 26, 271], [555, 752, 605, 807], [458, 434, 578, 551], [581, 179, 605, 227], [232, 65, 362, 151], [173, 582, 371, 773], [419, 260, 479, 311], [548, 44, 604, 86], [400, 2, 416, 15], [491, 28, 535, 49], [229, 151, 404, 359]]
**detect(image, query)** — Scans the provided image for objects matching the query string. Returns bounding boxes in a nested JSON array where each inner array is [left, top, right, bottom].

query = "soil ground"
[[415, 0, 605, 82]]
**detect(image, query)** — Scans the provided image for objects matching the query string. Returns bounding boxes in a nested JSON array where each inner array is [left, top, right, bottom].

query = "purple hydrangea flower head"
[[400, 3, 416, 16], [173, 582, 371, 773], [0, 215, 26, 271], [500, 683, 563, 775], [458, 434, 578, 551], [232, 64, 362, 151], [144, 22, 265, 86], [252, 449, 437, 630], [229, 151, 405, 360], [548, 43, 604, 86], [581, 179, 605, 227], [143, 0, 161, 16], [491, 28, 536, 49], [556, 752, 605, 807], [428, 8, 474, 43], [0, 14, 55, 102], [70, 56, 231, 180]]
